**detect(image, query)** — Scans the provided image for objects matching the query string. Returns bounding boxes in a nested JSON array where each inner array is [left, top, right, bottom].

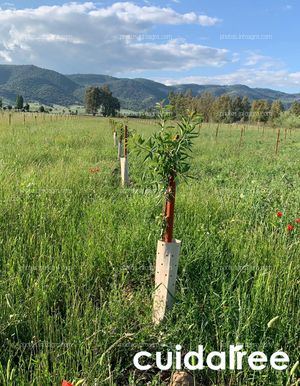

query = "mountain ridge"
[[0, 64, 299, 110]]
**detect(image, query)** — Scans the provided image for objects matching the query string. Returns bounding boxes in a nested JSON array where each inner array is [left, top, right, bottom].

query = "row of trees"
[[0, 95, 30, 112], [84, 85, 120, 117], [2, 88, 299, 123], [1, 87, 121, 116], [0, 96, 74, 114], [168, 91, 300, 124]]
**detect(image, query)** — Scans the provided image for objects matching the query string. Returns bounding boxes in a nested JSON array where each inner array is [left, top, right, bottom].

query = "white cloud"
[[90, 2, 221, 26], [163, 69, 300, 90], [244, 51, 284, 69], [0, 50, 12, 62], [0, 1, 225, 73], [245, 53, 271, 66], [232, 53, 240, 63]]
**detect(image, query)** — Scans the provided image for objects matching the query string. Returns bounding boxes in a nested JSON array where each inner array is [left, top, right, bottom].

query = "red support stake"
[[163, 175, 176, 243], [124, 125, 128, 158], [120, 127, 123, 144], [120, 127, 123, 157]]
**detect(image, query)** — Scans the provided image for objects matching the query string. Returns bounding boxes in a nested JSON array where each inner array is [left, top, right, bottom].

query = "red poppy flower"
[[287, 224, 293, 231], [295, 219, 300, 224], [62, 381, 73, 386], [276, 211, 283, 217]]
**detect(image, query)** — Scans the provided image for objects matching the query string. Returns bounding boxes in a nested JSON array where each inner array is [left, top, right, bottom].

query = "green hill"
[[0, 64, 299, 110], [68, 74, 300, 110], [0, 64, 80, 106], [68, 74, 170, 110]]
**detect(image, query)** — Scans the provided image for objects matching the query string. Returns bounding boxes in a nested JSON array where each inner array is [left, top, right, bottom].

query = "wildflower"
[[287, 224, 293, 231], [295, 219, 300, 224], [276, 211, 283, 217], [62, 381, 73, 386]]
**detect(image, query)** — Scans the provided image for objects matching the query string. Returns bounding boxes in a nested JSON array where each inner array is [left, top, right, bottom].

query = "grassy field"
[[0, 113, 299, 385]]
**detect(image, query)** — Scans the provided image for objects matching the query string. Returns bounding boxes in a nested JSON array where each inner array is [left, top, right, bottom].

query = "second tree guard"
[[120, 125, 129, 186]]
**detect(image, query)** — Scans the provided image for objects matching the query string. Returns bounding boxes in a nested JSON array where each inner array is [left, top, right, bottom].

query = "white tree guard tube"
[[120, 157, 129, 186], [153, 239, 181, 324], [117, 143, 123, 160], [113, 131, 118, 146]]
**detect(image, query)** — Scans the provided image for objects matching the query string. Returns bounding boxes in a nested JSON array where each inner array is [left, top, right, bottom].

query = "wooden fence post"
[[275, 129, 280, 155]]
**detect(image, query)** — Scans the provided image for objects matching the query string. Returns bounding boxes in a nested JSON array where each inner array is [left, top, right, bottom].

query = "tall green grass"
[[0, 114, 299, 385]]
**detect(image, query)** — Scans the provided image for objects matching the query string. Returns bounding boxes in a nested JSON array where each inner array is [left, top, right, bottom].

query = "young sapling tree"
[[136, 103, 201, 241], [117, 123, 123, 160], [109, 119, 118, 146], [136, 103, 201, 323]]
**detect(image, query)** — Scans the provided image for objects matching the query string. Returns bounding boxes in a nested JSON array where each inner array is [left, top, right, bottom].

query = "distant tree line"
[[0, 95, 63, 114], [168, 91, 300, 126], [1, 89, 299, 126], [84, 85, 120, 117], [0, 95, 30, 112]]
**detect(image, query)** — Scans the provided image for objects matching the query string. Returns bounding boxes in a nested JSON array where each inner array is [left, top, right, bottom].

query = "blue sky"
[[0, 0, 299, 92]]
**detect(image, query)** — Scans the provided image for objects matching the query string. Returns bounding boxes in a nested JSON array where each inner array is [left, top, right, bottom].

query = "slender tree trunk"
[[163, 175, 176, 243]]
